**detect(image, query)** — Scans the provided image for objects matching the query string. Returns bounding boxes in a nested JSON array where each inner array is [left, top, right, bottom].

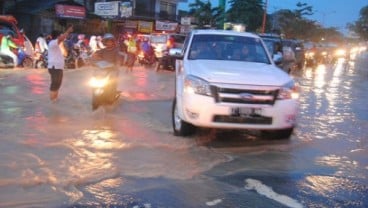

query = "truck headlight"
[[184, 75, 212, 96], [277, 80, 299, 100]]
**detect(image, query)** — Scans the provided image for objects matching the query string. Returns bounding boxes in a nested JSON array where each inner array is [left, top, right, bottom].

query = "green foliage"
[[349, 5, 368, 40], [184, 0, 363, 41], [226, 0, 264, 32], [266, 2, 343, 41], [188, 0, 223, 29]]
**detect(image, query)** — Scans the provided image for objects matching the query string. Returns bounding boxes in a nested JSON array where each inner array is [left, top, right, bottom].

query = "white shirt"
[[36, 36, 48, 53], [47, 39, 65, 69]]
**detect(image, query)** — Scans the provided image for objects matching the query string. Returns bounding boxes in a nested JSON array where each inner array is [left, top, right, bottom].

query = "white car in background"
[[171, 30, 299, 139]]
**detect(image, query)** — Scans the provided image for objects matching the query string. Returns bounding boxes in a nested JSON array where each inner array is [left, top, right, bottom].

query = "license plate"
[[231, 107, 262, 116]]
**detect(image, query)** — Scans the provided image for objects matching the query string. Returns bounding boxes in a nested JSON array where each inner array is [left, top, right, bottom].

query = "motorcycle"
[[17, 47, 33, 68], [34, 50, 48, 69], [156, 49, 175, 71], [304, 50, 318, 68], [137, 47, 156, 66], [89, 61, 120, 110]]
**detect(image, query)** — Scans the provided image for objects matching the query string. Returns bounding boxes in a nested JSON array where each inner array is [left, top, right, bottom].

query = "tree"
[[267, 2, 343, 41], [349, 5, 368, 40], [226, 0, 264, 32], [294, 2, 313, 17], [188, 0, 223, 29]]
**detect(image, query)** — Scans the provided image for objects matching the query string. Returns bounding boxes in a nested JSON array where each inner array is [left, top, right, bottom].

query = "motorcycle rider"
[[124, 34, 137, 72], [0, 34, 18, 68], [35, 33, 48, 54], [91, 33, 123, 96], [140, 37, 155, 64]]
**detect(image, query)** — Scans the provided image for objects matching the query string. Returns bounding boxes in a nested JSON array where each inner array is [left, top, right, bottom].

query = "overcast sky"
[[178, 0, 368, 34]]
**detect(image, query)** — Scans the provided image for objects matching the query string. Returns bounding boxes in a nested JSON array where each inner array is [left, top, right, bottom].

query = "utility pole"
[[261, 0, 268, 33]]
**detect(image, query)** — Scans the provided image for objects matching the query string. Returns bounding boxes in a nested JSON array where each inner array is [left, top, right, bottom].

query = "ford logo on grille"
[[239, 93, 254, 101]]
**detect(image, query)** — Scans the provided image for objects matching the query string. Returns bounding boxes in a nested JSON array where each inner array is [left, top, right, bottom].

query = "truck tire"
[[172, 98, 196, 136]]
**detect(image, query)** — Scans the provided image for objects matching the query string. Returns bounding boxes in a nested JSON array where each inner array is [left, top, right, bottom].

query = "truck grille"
[[213, 115, 272, 124], [212, 85, 279, 105]]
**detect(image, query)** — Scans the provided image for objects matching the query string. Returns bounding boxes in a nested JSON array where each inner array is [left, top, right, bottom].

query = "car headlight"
[[277, 80, 299, 100], [184, 75, 212, 96]]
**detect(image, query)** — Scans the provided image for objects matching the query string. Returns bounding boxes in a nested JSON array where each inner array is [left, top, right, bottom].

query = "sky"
[[178, 0, 368, 34]]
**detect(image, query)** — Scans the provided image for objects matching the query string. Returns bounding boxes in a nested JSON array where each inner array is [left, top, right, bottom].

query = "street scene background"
[[0, 53, 367, 207]]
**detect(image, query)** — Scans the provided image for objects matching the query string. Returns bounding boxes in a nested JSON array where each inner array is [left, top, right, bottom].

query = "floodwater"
[[0, 52, 367, 208]]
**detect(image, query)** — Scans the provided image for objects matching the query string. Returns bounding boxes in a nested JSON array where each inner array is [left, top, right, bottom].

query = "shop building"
[[1, 0, 188, 43]]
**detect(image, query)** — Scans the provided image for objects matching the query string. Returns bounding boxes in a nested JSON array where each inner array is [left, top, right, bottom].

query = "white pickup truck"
[[171, 30, 299, 139]]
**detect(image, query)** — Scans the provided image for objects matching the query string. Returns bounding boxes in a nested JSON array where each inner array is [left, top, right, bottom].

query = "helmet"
[[103, 33, 115, 41]]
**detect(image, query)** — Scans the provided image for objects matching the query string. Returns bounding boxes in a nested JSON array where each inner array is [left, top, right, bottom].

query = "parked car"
[[171, 30, 299, 139]]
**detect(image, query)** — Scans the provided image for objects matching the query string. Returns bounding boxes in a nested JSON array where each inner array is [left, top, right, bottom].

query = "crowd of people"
[[0, 27, 155, 71], [0, 26, 159, 103]]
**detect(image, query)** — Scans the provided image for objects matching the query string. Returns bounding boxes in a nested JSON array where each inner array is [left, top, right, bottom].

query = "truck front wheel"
[[172, 98, 196, 136]]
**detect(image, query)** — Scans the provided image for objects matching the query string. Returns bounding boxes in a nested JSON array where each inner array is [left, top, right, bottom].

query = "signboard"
[[180, 25, 192, 34], [138, 21, 153, 33], [155, 21, 178, 31], [125, 20, 138, 29], [120, 1, 133, 18], [95, 1, 119, 17], [181, 17, 191, 25], [55, 4, 86, 19]]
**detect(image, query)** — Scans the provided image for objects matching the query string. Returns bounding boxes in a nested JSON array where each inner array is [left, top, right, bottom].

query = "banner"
[[138, 21, 153, 33], [155, 21, 178, 31], [95, 1, 119, 17], [55, 4, 86, 19], [120, 1, 133, 18], [181, 17, 191, 25], [125, 20, 138, 29]]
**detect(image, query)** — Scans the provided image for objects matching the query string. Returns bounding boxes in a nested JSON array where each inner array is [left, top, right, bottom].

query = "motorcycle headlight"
[[305, 51, 314, 57], [89, 77, 108, 88], [277, 80, 299, 100], [335, 49, 346, 56], [184, 75, 212, 96]]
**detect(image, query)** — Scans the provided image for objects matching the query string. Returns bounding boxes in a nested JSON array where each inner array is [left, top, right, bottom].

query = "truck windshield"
[[188, 34, 270, 64]]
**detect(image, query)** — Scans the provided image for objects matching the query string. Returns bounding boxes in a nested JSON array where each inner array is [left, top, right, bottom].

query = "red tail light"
[[167, 37, 174, 48]]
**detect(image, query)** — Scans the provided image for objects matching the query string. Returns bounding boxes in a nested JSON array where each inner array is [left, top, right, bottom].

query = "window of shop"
[[160, 1, 176, 17], [135, 0, 155, 17]]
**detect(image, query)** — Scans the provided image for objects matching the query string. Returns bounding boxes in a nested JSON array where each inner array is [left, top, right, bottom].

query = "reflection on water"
[[303, 175, 366, 207], [298, 57, 367, 142], [26, 73, 46, 95], [1, 59, 368, 207], [305, 175, 350, 196], [316, 154, 357, 166]]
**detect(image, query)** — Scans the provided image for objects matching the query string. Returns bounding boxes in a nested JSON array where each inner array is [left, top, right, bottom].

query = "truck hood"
[[185, 60, 292, 86]]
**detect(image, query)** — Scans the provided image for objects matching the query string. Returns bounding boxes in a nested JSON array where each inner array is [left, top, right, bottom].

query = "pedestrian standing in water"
[[47, 25, 73, 102]]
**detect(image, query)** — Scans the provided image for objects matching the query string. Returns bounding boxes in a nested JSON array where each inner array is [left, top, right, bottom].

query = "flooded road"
[[0, 53, 367, 208]]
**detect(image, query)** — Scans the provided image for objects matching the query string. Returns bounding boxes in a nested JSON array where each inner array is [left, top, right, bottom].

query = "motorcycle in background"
[[89, 60, 120, 110], [137, 46, 157, 66], [156, 49, 177, 71], [34, 50, 48, 69], [17, 47, 33, 68]]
